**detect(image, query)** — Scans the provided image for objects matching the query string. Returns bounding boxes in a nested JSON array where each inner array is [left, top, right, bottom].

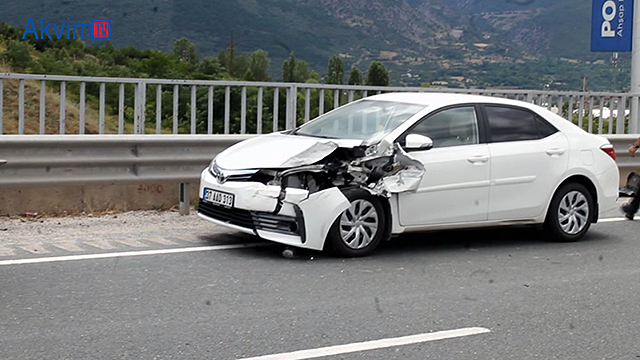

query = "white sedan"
[[198, 93, 619, 257]]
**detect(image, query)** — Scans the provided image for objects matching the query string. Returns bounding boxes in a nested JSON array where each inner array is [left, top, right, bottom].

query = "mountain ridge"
[[0, 0, 624, 89]]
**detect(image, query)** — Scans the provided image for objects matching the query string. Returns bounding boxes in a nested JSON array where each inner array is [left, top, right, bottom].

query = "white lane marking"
[[598, 217, 628, 223], [0, 243, 270, 266], [238, 327, 491, 360]]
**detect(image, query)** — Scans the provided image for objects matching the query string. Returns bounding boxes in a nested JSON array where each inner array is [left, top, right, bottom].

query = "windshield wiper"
[[292, 132, 337, 139]]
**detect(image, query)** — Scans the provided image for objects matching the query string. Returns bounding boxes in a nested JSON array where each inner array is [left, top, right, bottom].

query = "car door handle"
[[467, 155, 489, 164], [545, 148, 566, 156]]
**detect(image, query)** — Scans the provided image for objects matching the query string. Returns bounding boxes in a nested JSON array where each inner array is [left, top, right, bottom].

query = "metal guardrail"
[[0, 135, 637, 186], [0, 135, 253, 187], [0, 134, 637, 189], [1, 72, 639, 136], [0, 135, 254, 214]]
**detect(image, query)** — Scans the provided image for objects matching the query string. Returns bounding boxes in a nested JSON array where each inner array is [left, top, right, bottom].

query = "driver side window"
[[409, 106, 479, 148]]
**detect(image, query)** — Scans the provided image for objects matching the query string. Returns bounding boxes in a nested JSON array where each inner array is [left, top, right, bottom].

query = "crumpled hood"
[[215, 133, 362, 170]]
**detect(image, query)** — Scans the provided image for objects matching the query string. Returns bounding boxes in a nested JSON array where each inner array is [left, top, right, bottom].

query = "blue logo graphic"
[[21, 17, 111, 40], [591, 0, 634, 52]]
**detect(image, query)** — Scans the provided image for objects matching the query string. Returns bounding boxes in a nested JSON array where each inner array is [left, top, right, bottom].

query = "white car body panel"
[[487, 132, 570, 220], [398, 144, 491, 225], [215, 132, 361, 170], [296, 188, 350, 250]]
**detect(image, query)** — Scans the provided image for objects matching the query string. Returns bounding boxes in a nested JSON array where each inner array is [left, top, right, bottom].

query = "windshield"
[[294, 100, 427, 142]]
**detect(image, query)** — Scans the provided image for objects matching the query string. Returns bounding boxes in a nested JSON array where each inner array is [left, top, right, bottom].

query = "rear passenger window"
[[536, 117, 558, 138], [485, 106, 555, 142]]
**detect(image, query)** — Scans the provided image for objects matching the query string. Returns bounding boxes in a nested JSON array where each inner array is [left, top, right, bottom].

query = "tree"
[[245, 50, 271, 81], [293, 60, 312, 83], [172, 38, 198, 65], [326, 55, 344, 84], [347, 66, 362, 85], [366, 61, 389, 86], [198, 56, 223, 78], [140, 51, 174, 78], [282, 52, 316, 83], [1, 40, 34, 69], [282, 52, 297, 82], [218, 49, 249, 79]]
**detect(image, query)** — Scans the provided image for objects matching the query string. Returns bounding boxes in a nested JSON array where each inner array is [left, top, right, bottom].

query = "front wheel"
[[327, 188, 386, 257], [544, 183, 594, 242]]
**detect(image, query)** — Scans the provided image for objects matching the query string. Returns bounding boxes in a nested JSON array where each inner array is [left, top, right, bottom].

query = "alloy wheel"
[[339, 199, 379, 249], [557, 190, 589, 235]]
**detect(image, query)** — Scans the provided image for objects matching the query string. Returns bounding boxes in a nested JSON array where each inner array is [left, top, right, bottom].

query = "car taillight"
[[600, 144, 616, 160]]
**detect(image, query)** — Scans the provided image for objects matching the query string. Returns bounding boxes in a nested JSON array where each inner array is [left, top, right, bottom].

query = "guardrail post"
[[0, 78, 3, 134], [79, 82, 86, 134], [18, 79, 25, 134], [525, 92, 533, 104], [631, 96, 640, 133], [286, 84, 298, 129], [59, 81, 66, 134], [273, 88, 279, 132], [134, 81, 147, 134], [179, 183, 190, 215]]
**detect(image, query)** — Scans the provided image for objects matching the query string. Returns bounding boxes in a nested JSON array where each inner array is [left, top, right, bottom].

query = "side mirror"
[[404, 134, 433, 151]]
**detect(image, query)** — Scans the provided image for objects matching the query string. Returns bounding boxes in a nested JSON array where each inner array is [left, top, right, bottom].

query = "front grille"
[[198, 200, 299, 235], [252, 213, 299, 235], [198, 201, 254, 229], [209, 165, 258, 183], [226, 173, 256, 182]]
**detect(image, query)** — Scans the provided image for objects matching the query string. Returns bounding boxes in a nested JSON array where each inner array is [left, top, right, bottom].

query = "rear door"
[[483, 105, 569, 220]]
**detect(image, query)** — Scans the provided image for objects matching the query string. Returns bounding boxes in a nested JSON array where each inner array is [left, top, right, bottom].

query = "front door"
[[397, 106, 491, 226]]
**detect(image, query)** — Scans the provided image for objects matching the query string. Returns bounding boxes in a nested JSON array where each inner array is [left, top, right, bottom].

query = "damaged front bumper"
[[197, 169, 349, 251]]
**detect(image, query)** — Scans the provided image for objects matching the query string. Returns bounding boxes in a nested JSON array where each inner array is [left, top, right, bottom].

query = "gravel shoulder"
[[0, 209, 239, 248]]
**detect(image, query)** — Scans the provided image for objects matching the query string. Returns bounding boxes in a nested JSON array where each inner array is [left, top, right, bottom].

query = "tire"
[[544, 182, 594, 242], [327, 188, 386, 257]]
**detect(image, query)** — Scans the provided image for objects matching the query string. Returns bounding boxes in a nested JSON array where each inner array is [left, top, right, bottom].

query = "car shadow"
[[377, 225, 616, 257], [195, 225, 618, 261]]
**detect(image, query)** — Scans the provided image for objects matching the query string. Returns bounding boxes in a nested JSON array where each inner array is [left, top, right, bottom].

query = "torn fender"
[[383, 144, 426, 192], [368, 143, 426, 195], [255, 187, 349, 251], [296, 187, 350, 251]]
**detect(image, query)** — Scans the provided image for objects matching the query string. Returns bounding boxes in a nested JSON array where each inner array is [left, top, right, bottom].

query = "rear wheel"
[[327, 188, 386, 257], [544, 183, 594, 242]]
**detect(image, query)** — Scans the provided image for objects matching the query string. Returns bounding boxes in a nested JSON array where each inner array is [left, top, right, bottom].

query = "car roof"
[[366, 92, 529, 108], [365, 92, 586, 135]]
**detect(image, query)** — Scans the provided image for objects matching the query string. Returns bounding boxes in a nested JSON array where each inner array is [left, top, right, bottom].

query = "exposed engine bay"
[[253, 140, 426, 198]]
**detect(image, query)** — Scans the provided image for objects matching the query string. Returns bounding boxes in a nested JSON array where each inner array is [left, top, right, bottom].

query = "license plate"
[[203, 188, 234, 208]]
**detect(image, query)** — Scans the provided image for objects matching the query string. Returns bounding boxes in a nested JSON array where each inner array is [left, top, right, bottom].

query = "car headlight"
[[208, 158, 219, 175]]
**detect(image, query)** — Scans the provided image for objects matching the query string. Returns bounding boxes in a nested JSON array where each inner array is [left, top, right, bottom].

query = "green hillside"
[[0, 0, 630, 90]]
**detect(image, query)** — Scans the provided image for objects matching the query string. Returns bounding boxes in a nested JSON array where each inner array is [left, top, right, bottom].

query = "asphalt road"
[[1, 209, 639, 359]]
